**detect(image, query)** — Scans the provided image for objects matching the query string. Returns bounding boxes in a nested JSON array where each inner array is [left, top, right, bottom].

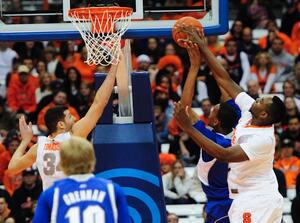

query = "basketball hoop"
[[68, 7, 133, 66]]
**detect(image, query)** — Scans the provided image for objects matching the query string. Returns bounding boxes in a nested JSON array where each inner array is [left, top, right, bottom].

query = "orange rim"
[[68, 7, 133, 20]]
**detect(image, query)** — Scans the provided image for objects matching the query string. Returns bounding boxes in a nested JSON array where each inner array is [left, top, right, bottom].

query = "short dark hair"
[[268, 96, 286, 124], [217, 103, 239, 132], [44, 106, 68, 134]]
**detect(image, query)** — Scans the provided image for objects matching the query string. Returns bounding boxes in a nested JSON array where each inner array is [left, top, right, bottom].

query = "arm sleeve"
[[226, 99, 241, 120], [235, 92, 255, 113], [193, 121, 217, 141], [240, 135, 274, 161], [239, 52, 251, 90], [32, 191, 51, 223], [162, 174, 179, 199], [114, 184, 131, 223]]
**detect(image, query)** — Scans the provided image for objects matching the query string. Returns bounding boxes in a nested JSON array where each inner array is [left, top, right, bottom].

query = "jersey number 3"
[[65, 205, 105, 223], [43, 153, 61, 175]]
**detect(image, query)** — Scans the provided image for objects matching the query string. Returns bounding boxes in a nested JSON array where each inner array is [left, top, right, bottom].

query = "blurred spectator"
[[236, 0, 275, 29], [238, 27, 261, 65], [250, 51, 276, 93], [274, 139, 300, 189], [136, 54, 151, 72], [0, 131, 20, 184], [0, 196, 16, 223], [72, 46, 96, 84], [70, 83, 94, 117], [273, 133, 287, 197], [44, 46, 64, 79], [35, 73, 53, 103], [289, 22, 300, 56], [288, 61, 300, 97], [207, 36, 222, 56], [246, 79, 261, 99], [145, 38, 163, 64], [0, 97, 17, 136], [258, 20, 292, 53], [0, 42, 18, 85], [37, 90, 80, 133], [13, 41, 43, 63], [281, 116, 300, 157], [167, 213, 178, 223], [280, 1, 300, 36], [199, 99, 212, 126], [269, 37, 294, 78], [219, 38, 250, 89], [225, 20, 244, 43], [64, 67, 82, 104], [12, 167, 42, 223], [279, 80, 300, 110], [291, 174, 300, 223], [162, 160, 195, 204], [59, 41, 79, 71], [155, 73, 180, 102], [281, 97, 300, 127], [159, 153, 176, 175], [6, 65, 37, 121]]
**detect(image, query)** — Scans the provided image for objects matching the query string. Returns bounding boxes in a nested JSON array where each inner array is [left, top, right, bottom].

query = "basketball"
[[172, 16, 203, 48]]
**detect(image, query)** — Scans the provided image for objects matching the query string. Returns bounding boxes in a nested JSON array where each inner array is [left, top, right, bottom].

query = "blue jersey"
[[33, 174, 130, 223], [194, 99, 241, 223]]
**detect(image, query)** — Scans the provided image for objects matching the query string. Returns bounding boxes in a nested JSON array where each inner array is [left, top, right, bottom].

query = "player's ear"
[[259, 111, 268, 120], [57, 121, 66, 130]]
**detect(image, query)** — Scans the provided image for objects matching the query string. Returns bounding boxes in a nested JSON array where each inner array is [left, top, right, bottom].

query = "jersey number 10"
[[65, 205, 105, 223]]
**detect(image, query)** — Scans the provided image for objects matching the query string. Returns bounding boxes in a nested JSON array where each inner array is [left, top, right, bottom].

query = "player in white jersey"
[[173, 25, 286, 223], [7, 54, 124, 190]]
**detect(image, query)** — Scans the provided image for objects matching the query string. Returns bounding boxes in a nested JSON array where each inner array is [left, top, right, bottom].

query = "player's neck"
[[50, 129, 66, 138]]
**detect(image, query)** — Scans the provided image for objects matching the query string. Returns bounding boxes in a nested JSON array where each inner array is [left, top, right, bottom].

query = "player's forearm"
[[185, 126, 228, 162], [181, 66, 199, 107], [8, 140, 30, 173], [94, 66, 117, 107], [198, 46, 242, 99]]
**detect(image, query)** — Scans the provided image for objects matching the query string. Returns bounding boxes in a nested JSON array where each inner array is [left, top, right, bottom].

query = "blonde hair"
[[60, 137, 96, 175]]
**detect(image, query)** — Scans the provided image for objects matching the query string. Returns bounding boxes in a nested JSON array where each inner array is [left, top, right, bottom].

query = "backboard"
[[0, 0, 228, 41]]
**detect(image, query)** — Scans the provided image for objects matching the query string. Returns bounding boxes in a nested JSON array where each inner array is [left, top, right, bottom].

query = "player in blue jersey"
[[180, 41, 240, 223], [32, 137, 130, 223]]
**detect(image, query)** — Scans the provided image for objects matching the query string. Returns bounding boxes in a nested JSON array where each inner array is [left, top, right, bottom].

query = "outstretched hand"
[[173, 102, 193, 131], [19, 115, 33, 143], [174, 23, 206, 48], [185, 41, 201, 69]]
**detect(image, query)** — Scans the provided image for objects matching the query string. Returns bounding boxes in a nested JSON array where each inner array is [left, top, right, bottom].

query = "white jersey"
[[229, 92, 279, 199], [36, 132, 71, 190]]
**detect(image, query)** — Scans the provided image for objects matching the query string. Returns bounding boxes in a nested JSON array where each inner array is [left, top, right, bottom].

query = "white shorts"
[[228, 193, 283, 223]]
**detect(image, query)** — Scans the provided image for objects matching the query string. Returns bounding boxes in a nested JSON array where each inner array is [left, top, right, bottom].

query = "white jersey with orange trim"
[[36, 132, 70, 190], [228, 92, 283, 223], [229, 92, 279, 198]]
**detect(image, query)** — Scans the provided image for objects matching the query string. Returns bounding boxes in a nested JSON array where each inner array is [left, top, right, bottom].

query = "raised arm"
[[177, 25, 243, 99], [7, 116, 37, 175], [72, 54, 121, 138]]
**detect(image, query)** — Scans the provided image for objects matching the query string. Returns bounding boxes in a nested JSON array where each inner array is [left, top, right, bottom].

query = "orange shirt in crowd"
[[0, 150, 11, 183], [2, 171, 22, 196], [250, 65, 277, 90], [7, 78, 37, 113], [8, 73, 39, 89], [258, 32, 292, 53], [199, 115, 209, 126], [275, 156, 300, 188], [37, 102, 80, 129]]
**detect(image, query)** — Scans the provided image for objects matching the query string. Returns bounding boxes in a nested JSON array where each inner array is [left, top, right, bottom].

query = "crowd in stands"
[[0, 0, 300, 222]]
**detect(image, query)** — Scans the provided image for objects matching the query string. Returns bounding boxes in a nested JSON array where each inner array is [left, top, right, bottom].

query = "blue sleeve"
[[32, 190, 52, 223], [226, 99, 241, 120], [193, 120, 218, 142], [115, 184, 131, 223]]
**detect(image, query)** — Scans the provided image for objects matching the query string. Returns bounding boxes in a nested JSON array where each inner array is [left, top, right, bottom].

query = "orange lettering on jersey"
[[243, 212, 251, 223], [44, 142, 61, 151]]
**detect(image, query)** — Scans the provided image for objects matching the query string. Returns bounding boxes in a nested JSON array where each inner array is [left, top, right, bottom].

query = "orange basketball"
[[172, 16, 203, 48]]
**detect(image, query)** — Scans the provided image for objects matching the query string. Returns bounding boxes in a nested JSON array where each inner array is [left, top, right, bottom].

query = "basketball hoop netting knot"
[[68, 7, 133, 66]]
